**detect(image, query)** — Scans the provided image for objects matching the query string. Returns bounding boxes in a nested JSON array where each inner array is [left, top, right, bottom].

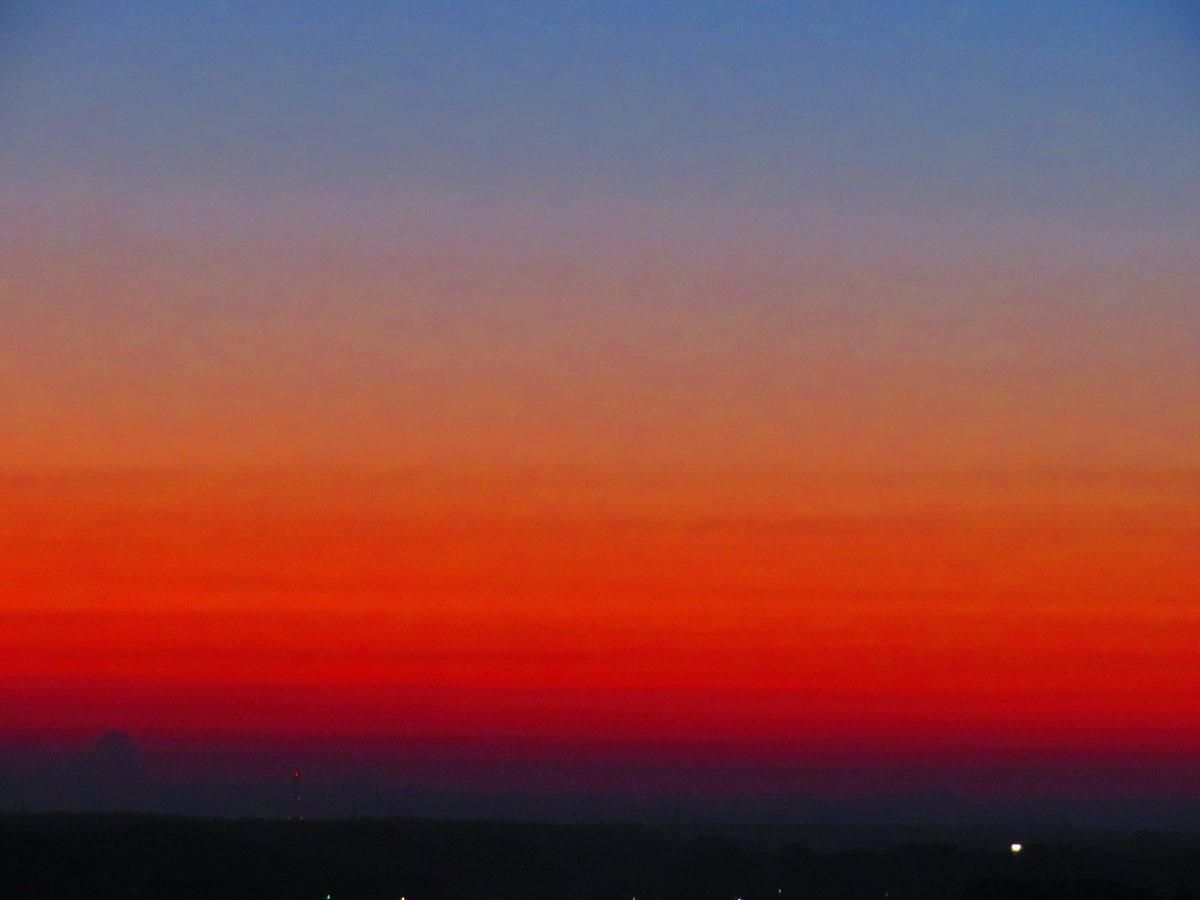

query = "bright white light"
[[1011, 843, 1022, 853]]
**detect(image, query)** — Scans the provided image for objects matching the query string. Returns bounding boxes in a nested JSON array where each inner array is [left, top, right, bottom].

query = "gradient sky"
[[2, 1, 1199, 801]]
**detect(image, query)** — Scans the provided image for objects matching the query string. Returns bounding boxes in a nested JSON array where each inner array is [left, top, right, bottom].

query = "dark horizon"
[[4, 808, 1198, 900]]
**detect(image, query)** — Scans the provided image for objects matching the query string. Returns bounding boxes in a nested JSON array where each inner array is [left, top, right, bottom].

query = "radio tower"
[[291, 770, 303, 821]]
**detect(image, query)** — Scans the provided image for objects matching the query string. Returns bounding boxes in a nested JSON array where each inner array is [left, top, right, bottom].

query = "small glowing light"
[[1011, 843, 1022, 854]]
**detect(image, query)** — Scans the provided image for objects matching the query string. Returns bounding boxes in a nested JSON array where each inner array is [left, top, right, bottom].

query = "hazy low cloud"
[[2, 731, 1200, 830]]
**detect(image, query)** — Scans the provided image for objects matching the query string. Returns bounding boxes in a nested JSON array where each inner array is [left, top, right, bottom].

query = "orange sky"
[[3, 200, 1199, 792], [3, 196, 1198, 796], [4, 462, 1198, 787]]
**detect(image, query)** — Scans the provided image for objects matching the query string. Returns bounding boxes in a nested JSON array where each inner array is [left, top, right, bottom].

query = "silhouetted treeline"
[[1, 813, 1197, 900]]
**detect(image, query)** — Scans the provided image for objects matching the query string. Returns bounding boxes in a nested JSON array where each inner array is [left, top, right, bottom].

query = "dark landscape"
[[2, 812, 1197, 900]]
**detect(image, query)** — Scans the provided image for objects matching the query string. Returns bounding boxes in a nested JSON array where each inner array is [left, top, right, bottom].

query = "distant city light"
[[1011, 843, 1023, 854]]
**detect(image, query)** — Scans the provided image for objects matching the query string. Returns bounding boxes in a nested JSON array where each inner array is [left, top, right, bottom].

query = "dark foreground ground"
[[1, 813, 1197, 900]]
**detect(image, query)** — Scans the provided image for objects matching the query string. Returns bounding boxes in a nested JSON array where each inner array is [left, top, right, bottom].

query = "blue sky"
[[3, 0, 1197, 222]]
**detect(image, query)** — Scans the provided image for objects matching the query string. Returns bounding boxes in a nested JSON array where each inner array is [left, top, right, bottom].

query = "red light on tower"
[[291, 770, 303, 821]]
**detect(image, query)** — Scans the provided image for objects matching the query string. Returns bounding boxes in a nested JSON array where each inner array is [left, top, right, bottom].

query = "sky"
[[1, 1, 1199, 814]]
